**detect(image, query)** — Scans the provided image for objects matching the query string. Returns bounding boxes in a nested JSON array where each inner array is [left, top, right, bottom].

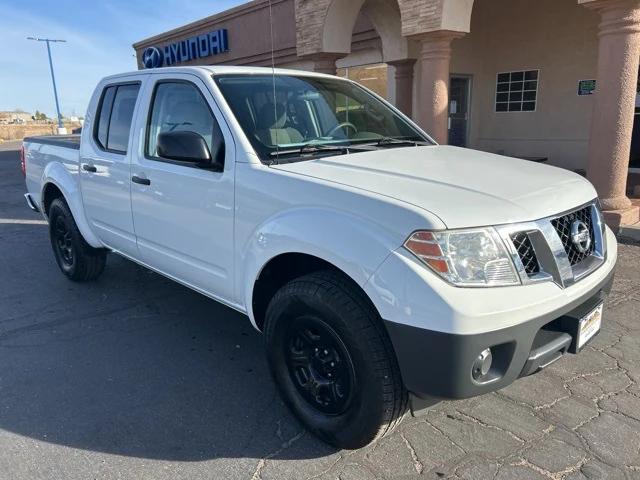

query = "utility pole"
[[27, 37, 67, 134]]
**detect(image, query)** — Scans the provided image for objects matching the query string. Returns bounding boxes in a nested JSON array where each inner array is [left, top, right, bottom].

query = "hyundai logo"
[[570, 220, 591, 253], [142, 47, 163, 69]]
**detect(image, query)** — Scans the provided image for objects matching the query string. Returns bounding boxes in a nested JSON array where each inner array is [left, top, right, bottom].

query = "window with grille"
[[495, 70, 538, 113]]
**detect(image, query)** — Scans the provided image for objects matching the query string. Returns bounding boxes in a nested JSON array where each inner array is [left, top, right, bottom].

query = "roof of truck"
[[102, 65, 339, 82]]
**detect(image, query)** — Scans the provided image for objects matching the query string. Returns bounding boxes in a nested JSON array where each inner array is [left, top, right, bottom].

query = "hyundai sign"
[[142, 29, 229, 69]]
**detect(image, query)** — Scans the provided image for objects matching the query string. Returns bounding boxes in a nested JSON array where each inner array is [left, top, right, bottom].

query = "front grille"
[[551, 206, 595, 266], [511, 232, 540, 275]]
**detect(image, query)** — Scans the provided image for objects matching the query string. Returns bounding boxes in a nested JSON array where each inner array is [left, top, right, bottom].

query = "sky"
[[0, 0, 245, 118]]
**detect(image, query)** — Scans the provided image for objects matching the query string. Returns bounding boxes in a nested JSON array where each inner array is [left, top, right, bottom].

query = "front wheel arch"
[[251, 252, 382, 332]]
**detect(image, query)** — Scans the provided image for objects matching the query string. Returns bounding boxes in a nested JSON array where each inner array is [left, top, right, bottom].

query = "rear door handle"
[[82, 164, 97, 173], [132, 175, 151, 186]]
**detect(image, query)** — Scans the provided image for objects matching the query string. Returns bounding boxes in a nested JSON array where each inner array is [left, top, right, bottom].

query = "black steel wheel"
[[53, 214, 74, 267], [48, 198, 107, 281], [284, 315, 356, 415], [265, 270, 407, 449]]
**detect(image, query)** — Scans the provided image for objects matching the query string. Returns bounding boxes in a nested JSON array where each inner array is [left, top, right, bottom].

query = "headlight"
[[404, 228, 520, 287]]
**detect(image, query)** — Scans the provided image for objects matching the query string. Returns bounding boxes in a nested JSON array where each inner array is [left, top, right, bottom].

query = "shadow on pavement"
[[0, 145, 334, 462]]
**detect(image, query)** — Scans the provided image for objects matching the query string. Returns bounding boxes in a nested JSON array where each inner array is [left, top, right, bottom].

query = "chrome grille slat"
[[550, 206, 595, 266], [511, 232, 540, 275], [496, 201, 606, 289]]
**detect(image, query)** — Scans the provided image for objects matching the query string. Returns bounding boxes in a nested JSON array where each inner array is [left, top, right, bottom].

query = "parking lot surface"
[[1, 140, 639, 479]]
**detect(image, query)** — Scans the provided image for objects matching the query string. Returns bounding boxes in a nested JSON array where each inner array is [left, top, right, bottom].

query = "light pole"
[[27, 37, 67, 134]]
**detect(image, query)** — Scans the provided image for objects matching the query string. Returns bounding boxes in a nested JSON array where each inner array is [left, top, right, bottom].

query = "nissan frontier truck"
[[22, 66, 616, 449]]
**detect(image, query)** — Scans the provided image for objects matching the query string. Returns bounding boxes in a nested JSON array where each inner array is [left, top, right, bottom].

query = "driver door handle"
[[132, 175, 151, 186], [82, 164, 97, 173]]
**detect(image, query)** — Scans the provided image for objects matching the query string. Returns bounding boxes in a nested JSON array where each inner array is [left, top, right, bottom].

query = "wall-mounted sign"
[[142, 29, 229, 69], [578, 79, 596, 96]]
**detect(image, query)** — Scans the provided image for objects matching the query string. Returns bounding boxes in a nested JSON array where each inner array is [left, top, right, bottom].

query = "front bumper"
[[364, 226, 618, 400], [383, 267, 614, 399]]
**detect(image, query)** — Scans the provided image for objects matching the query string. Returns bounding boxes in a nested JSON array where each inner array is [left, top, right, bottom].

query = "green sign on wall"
[[578, 79, 596, 96]]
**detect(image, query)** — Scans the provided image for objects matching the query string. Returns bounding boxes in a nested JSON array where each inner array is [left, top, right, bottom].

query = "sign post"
[[27, 37, 67, 134]]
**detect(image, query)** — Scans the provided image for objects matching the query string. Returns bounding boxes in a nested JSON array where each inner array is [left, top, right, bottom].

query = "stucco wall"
[[134, 0, 299, 68], [448, 0, 600, 170], [133, 0, 381, 69], [134, 0, 604, 172]]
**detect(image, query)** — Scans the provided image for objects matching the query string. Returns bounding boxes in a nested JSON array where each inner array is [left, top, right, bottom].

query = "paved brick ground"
[[1, 141, 639, 479]]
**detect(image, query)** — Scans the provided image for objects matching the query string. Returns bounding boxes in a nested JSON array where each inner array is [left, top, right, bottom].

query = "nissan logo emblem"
[[570, 220, 591, 253], [142, 47, 163, 69]]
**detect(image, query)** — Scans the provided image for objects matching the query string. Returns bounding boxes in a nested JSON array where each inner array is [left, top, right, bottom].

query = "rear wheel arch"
[[40, 178, 102, 249], [48, 197, 107, 281], [41, 182, 64, 216]]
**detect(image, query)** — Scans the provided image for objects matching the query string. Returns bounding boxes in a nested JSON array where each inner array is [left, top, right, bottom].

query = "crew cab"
[[22, 66, 617, 449]]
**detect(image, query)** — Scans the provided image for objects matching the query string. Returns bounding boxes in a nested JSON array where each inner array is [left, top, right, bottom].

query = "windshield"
[[213, 74, 432, 162]]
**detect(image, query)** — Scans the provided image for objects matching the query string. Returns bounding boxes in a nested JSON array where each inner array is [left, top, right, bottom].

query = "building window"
[[495, 70, 538, 113]]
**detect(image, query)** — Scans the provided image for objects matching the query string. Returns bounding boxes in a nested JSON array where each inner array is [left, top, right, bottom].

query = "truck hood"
[[272, 145, 597, 229]]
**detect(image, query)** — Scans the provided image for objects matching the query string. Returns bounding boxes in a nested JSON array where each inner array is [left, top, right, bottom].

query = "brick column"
[[413, 31, 465, 144], [388, 59, 416, 117], [582, 0, 640, 226]]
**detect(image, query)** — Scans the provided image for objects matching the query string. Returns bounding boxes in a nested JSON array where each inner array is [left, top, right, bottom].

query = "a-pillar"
[[413, 31, 465, 144], [388, 59, 416, 118], [582, 0, 640, 227]]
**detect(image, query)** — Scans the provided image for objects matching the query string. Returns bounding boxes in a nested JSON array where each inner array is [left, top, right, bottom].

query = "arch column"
[[581, 0, 640, 226], [388, 59, 416, 117], [302, 53, 345, 76], [413, 30, 465, 144]]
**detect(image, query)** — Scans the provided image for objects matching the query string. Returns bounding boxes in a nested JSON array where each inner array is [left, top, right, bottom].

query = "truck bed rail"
[[23, 135, 81, 150]]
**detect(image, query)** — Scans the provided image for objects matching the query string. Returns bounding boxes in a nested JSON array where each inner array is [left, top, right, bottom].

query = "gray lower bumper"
[[384, 268, 615, 400]]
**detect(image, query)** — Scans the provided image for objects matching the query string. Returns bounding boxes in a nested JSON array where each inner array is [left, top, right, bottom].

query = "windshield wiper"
[[374, 137, 430, 147], [268, 142, 373, 162]]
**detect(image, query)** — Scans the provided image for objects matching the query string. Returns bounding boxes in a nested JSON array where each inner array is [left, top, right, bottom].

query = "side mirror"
[[156, 131, 223, 171]]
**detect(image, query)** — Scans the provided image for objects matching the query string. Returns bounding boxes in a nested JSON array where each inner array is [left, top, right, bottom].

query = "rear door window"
[[94, 83, 140, 153], [95, 86, 116, 149]]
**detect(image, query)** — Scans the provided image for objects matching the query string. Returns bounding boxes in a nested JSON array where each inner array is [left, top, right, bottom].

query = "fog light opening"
[[472, 348, 493, 381]]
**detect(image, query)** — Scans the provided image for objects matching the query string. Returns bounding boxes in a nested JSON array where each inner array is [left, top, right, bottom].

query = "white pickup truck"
[[23, 66, 617, 449]]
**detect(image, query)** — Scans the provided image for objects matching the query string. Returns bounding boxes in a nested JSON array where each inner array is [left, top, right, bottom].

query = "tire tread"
[[49, 198, 106, 282], [265, 269, 408, 446]]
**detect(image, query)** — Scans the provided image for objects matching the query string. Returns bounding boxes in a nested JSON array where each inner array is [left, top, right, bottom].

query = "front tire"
[[48, 198, 107, 281], [264, 270, 407, 449]]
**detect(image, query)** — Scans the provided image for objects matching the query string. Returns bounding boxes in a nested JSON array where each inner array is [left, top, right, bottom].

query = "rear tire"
[[264, 270, 407, 449], [48, 198, 107, 281]]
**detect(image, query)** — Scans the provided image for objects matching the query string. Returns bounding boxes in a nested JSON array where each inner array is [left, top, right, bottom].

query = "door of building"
[[448, 76, 471, 147], [630, 73, 640, 170]]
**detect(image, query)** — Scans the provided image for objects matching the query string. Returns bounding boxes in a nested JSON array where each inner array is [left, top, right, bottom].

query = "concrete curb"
[[618, 222, 640, 243]]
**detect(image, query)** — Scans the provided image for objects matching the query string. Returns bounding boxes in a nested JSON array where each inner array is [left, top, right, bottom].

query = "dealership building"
[[133, 0, 640, 227]]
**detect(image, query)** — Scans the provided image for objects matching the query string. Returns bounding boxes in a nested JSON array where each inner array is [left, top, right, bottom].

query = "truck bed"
[[23, 135, 82, 213], [23, 134, 81, 150]]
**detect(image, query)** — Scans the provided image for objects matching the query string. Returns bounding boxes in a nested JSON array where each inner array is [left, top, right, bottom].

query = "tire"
[[264, 270, 408, 449], [48, 198, 107, 281]]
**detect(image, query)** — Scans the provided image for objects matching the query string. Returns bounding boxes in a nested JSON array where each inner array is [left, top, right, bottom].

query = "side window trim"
[[92, 81, 141, 155], [93, 86, 115, 150], [144, 78, 225, 169]]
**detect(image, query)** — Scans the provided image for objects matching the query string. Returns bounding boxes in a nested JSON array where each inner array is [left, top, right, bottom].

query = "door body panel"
[[130, 73, 236, 301], [80, 75, 146, 256]]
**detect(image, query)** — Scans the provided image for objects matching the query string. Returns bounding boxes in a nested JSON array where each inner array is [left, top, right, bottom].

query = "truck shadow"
[[0, 231, 335, 462]]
